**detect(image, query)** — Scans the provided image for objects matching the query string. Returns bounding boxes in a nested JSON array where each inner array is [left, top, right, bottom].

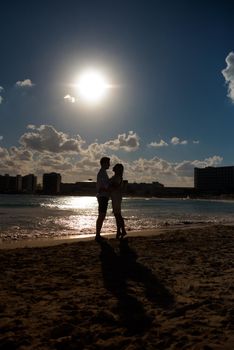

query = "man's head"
[[100, 157, 110, 169]]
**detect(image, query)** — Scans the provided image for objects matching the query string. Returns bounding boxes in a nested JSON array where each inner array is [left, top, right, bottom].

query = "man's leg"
[[96, 212, 106, 238], [96, 197, 108, 239]]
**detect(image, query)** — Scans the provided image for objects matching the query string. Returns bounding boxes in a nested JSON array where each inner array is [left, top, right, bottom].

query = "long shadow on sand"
[[98, 238, 174, 334]]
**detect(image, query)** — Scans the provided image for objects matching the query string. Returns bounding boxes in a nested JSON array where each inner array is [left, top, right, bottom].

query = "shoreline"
[[0, 222, 213, 250]]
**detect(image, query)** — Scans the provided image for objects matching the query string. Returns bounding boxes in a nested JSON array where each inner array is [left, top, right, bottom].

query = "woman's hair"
[[113, 163, 124, 175]]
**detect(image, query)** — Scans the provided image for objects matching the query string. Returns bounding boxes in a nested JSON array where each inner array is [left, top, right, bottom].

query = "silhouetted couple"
[[95, 157, 127, 241]]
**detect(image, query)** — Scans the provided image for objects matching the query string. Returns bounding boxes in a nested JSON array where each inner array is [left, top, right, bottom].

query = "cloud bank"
[[19, 125, 84, 153], [0, 125, 222, 186]]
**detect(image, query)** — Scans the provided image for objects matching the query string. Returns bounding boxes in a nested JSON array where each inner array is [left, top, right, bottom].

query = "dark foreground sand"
[[0, 225, 233, 350]]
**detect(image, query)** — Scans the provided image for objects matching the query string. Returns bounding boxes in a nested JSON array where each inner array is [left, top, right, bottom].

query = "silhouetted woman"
[[109, 163, 127, 239]]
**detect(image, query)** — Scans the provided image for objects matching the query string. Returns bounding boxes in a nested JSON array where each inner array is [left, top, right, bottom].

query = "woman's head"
[[113, 163, 124, 175]]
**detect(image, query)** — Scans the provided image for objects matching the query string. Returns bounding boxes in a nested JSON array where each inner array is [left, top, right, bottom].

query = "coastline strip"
[[0, 223, 212, 250]]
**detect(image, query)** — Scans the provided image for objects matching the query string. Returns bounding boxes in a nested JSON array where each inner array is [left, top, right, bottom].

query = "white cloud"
[[27, 124, 36, 130], [192, 155, 223, 168], [149, 138, 199, 147], [79, 142, 105, 161], [127, 157, 181, 185], [37, 154, 73, 171], [132, 157, 173, 174], [19, 125, 84, 153], [0, 146, 34, 175], [79, 131, 140, 161], [148, 139, 168, 148], [0, 147, 8, 158], [125, 155, 223, 185], [175, 156, 223, 177], [15, 79, 35, 88], [9, 147, 33, 161], [64, 94, 76, 103], [0, 136, 3, 141], [171, 136, 188, 145], [104, 131, 140, 152], [0, 86, 3, 104], [222, 52, 234, 103]]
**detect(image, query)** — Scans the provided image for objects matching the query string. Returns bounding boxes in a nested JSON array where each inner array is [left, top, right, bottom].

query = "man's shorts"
[[98, 196, 109, 214]]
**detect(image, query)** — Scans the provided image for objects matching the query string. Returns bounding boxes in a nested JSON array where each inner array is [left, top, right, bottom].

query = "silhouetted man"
[[95, 157, 110, 240]]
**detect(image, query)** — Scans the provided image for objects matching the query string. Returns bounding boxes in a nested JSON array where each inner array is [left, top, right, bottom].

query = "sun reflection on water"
[[44, 196, 97, 210], [65, 196, 97, 209], [56, 215, 95, 231]]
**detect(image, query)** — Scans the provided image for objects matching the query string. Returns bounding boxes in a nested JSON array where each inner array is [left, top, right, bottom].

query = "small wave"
[[0, 203, 41, 208]]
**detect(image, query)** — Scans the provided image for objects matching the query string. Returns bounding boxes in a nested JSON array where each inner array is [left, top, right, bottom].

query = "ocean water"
[[1, 194, 234, 242]]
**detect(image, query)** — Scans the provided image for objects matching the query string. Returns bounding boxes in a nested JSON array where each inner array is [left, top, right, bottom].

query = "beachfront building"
[[0, 174, 22, 193], [22, 174, 37, 193], [194, 166, 234, 192], [43, 172, 61, 194]]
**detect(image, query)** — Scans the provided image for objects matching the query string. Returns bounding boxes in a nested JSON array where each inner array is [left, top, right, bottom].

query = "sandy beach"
[[0, 224, 233, 349]]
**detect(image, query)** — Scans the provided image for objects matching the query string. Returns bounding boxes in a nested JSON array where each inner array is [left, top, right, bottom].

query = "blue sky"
[[0, 0, 234, 186]]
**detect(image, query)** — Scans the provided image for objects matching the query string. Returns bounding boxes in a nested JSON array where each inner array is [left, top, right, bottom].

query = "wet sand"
[[0, 224, 233, 349]]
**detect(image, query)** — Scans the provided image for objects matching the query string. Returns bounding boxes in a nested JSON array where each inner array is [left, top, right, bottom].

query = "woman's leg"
[[114, 213, 122, 238], [114, 213, 126, 238], [112, 195, 122, 238], [119, 213, 127, 237]]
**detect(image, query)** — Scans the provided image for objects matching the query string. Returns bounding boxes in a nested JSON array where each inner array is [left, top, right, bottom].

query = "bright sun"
[[76, 70, 109, 103]]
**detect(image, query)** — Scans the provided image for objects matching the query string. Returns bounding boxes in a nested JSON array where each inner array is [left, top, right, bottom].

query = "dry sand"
[[0, 225, 233, 349]]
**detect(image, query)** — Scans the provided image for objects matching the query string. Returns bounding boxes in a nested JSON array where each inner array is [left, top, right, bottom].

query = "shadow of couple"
[[97, 238, 175, 334]]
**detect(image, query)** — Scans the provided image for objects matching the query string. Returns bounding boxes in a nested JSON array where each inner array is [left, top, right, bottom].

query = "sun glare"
[[76, 70, 109, 103]]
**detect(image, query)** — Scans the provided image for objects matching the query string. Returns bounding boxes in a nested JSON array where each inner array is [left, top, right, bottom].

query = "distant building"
[[43, 173, 61, 194], [22, 174, 37, 193], [15, 175, 22, 192], [0, 174, 9, 192], [194, 166, 234, 192], [0, 174, 22, 193]]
